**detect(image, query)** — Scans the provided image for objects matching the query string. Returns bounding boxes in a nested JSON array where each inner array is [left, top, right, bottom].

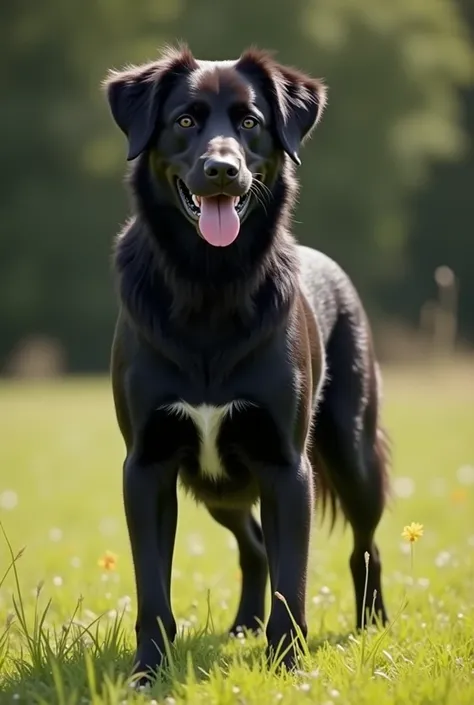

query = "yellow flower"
[[451, 488, 468, 504], [401, 522, 424, 543], [98, 550, 118, 571]]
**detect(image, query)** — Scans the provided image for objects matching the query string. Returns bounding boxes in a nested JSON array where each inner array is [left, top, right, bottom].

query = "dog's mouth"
[[175, 178, 251, 247]]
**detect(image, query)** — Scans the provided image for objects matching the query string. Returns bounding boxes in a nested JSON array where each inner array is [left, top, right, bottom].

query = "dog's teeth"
[[192, 195, 199, 207]]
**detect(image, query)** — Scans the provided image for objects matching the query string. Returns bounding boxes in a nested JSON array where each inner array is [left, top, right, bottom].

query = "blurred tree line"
[[1, 0, 473, 371]]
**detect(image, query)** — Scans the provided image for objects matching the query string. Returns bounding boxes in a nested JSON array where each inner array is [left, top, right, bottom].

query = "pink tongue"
[[199, 195, 240, 247]]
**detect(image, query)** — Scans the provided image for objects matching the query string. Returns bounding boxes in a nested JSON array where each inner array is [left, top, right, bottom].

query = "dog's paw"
[[265, 644, 301, 672], [131, 646, 164, 685], [129, 674, 153, 692]]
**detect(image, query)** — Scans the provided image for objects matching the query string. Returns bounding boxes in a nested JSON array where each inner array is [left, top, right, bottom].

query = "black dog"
[[104, 44, 389, 678]]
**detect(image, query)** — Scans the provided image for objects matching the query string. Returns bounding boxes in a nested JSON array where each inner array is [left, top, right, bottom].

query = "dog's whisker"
[[252, 176, 273, 203], [250, 184, 268, 214], [251, 180, 271, 204], [251, 179, 267, 197]]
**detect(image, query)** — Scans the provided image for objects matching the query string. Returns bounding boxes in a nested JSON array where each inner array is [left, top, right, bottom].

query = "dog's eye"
[[176, 115, 195, 129], [241, 116, 259, 130]]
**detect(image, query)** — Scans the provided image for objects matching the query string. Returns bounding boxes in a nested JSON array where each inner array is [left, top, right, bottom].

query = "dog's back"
[[298, 245, 365, 345]]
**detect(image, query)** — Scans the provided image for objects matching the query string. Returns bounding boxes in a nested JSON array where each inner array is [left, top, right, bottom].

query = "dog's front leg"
[[258, 455, 313, 670], [123, 454, 178, 681]]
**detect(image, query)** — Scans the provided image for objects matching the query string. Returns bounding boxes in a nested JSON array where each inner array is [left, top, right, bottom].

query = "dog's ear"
[[237, 49, 327, 166], [103, 45, 198, 161]]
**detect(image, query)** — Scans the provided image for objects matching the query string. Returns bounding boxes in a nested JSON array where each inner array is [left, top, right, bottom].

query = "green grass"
[[0, 361, 473, 704]]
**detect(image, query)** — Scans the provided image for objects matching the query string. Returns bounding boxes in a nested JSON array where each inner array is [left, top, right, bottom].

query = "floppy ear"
[[237, 49, 327, 166], [103, 45, 198, 161]]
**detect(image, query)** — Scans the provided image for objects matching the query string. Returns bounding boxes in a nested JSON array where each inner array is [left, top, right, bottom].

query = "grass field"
[[0, 362, 473, 704]]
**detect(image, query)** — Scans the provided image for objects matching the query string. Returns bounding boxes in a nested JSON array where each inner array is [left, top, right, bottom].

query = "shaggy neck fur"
[[115, 154, 301, 334]]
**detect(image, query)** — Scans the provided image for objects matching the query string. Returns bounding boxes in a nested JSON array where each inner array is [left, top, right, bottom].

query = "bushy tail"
[[313, 424, 391, 533]]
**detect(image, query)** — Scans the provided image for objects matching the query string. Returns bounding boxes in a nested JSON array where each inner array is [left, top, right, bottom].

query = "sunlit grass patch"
[[0, 364, 473, 703]]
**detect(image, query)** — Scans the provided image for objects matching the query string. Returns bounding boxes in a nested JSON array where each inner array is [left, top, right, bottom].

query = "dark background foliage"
[[1, 0, 473, 371]]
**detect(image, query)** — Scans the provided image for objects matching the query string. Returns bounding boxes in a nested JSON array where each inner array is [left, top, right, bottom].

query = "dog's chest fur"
[[165, 400, 247, 481]]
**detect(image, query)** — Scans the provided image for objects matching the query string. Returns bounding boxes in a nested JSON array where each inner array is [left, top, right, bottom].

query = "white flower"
[[99, 517, 118, 536], [117, 595, 132, 611], [49, 527, 63, 542], [393, 477, 415, 498], [457, 464, 474, 485], [0, 490, 18, 510], [187, 533, 205, 556], [435, 551, 452, 568]]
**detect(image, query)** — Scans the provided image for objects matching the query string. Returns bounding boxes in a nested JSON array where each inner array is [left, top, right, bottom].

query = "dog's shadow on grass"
[[153, 627, 354, 694], [307, 630, 353, 652], [160, 626, 354, 685]]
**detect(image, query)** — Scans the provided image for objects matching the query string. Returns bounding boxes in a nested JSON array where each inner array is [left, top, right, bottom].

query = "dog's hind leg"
[[311, 314, 389, 628], [207, 507, 268, 634]]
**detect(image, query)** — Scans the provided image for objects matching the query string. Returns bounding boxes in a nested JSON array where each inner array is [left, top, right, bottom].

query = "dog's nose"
[[203, 157, 239, 186]]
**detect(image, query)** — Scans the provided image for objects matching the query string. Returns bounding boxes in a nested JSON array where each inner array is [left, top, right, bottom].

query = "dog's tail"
[[312, 444, 339, 532], [373, 360, 392, 507], [314, 424, 391, 533], [374, 423, 393, 504], [313, 361, 392, 532]]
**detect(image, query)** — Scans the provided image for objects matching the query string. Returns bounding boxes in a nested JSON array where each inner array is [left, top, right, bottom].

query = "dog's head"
[[105, 45, 326, 248]]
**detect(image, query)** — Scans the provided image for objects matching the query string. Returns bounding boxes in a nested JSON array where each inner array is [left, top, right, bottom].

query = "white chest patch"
[[164, 401, 248, 481]]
